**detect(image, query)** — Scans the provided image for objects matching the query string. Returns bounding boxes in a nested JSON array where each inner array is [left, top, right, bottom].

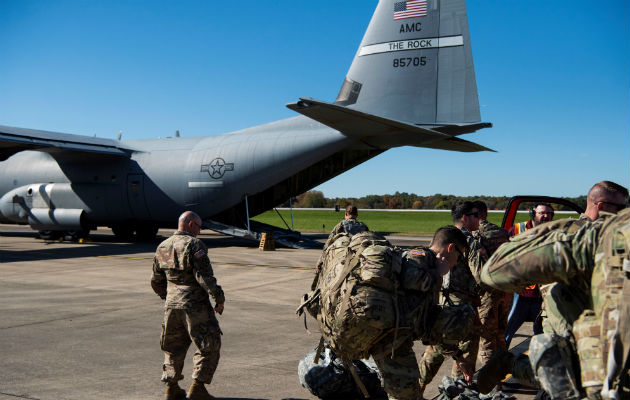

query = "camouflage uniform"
[[323, 218, 369, 250], [481, 209, 630, 399], [151, 231, 225, 385], [538, 213, 592, 336], [372, 247, 474, 400], [418, 227, 481, 390], [468, 220, 511, 366]]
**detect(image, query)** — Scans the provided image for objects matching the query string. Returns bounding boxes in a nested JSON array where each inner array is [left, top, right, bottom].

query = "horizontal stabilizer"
[[430, 122, 493, 136], [287, 98, 493, 152], [0, 125, 137, 161]]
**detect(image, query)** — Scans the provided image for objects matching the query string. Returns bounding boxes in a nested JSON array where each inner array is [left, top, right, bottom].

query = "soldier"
[[151, 211, 225, 400], [504, 202, 554, 346], [323, 205, 368, 250], [375, 226, 473, 400], [418, 201, 481, 396], [540, 181, 629, 337], [479, 207, 630, 399], [310, 205, 370, 291], [469, 201, 511, 368]]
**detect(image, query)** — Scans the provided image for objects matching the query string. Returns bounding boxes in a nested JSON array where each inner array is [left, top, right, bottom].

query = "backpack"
[[297, 342, 384, 399], [315, 231, 404, 360]]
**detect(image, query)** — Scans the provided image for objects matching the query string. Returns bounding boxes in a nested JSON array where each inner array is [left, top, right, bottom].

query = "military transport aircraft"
[[0, 0, 492, 247]]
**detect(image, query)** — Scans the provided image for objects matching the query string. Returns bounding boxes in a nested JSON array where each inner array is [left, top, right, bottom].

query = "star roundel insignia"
[[202, 158, 234, 179]]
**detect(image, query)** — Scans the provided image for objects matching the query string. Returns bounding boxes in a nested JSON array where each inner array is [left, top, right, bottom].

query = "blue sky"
[[1, 1, 628, 198]]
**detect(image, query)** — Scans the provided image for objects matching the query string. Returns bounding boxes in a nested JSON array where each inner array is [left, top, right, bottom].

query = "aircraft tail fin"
[[335, 0, 485, 130]]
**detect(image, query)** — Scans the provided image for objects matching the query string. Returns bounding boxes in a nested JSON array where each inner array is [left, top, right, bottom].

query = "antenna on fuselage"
[[117, 131, 122, 140], [175, 130, 180, 138]]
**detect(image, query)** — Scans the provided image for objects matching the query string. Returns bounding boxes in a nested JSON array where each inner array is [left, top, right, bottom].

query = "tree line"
[[281, 191, 586, 211]]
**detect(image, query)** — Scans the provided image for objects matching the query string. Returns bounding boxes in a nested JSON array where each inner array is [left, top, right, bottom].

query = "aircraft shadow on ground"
[[0, 231, 265, 263], [0, 239, 157, 263]]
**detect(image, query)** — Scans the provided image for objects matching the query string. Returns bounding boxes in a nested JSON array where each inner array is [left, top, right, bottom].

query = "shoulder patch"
[[409, 249, 426, 256], [194, 249, 206, 259]]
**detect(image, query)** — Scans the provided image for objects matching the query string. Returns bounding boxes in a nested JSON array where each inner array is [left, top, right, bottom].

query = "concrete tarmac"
[[0, 225, 536, 400]]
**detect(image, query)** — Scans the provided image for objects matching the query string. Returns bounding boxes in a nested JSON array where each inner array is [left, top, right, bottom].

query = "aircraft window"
[[27, 188, 33, 196]]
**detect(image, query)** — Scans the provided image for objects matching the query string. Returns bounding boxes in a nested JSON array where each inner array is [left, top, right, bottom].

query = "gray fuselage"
[[0, 116, 365, 229]]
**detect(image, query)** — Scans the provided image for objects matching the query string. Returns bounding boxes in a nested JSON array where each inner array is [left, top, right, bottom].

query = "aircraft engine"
[[0, 183, 86, 230]]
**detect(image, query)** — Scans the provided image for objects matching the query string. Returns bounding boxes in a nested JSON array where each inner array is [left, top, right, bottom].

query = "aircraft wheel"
[[38, 230, 62, 240], [136, 224, 159, 241], [112, 225, 135, 241], [64, 230, 90, 242]]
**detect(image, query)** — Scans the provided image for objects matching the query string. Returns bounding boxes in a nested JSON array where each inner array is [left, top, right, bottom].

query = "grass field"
[[251, 209, 580, 236]]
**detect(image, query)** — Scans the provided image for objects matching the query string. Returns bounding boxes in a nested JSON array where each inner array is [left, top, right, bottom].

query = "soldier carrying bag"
[[298, 232, 405, 398], [315, 231, 404, 360]]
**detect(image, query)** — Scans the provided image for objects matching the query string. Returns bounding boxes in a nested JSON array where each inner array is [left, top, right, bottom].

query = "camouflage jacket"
[[481, 209, 630, 399], [402, 247, 477, 349], [442, 227, 481, 306], [400, 247, 442, 340], [469, 220, 509, 297], [480, 216, 607, 302], [401, 247, 441, 293], [151, 231, 225, 309], [323, 218, 369, 250]]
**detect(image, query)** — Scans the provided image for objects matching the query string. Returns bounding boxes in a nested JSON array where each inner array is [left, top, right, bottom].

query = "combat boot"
[[476, 347, 514, 394], [187, 379, 216, 400], [164, 382, 186, 400]]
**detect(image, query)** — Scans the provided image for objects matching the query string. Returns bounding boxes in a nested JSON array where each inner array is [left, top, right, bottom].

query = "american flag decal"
[[394, 0, 428, 20]]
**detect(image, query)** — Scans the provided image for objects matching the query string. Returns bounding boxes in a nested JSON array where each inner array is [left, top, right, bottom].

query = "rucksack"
[[314, 231, 404, 360], [297, 342, 384, 399]]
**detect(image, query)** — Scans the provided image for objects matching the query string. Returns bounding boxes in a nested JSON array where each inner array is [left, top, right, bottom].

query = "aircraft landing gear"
[[38, 230, 90, 241], [111, 223, 159, 242], [112, 224, 135, 241], [135, 224, 159, 241], [38, 230, 63, 240], [64, 230, 90, 241]]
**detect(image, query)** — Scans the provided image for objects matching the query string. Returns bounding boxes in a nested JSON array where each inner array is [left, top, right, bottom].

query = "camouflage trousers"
[[160, 304, 222, 384], [418, 309, 481, 391], [478, 290, 511, 365], [373, 339, 421, 400]]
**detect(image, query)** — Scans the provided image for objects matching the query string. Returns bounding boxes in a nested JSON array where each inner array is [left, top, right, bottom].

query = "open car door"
[[501, 195, 584, 230]]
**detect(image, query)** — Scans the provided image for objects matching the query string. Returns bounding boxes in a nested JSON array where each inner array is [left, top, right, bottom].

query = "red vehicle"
[[501, 195, 584, 230]]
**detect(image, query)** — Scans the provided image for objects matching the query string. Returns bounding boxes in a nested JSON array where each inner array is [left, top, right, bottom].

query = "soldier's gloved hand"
[[215, 303, 224, 315], [455, 356, 473, 385]]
